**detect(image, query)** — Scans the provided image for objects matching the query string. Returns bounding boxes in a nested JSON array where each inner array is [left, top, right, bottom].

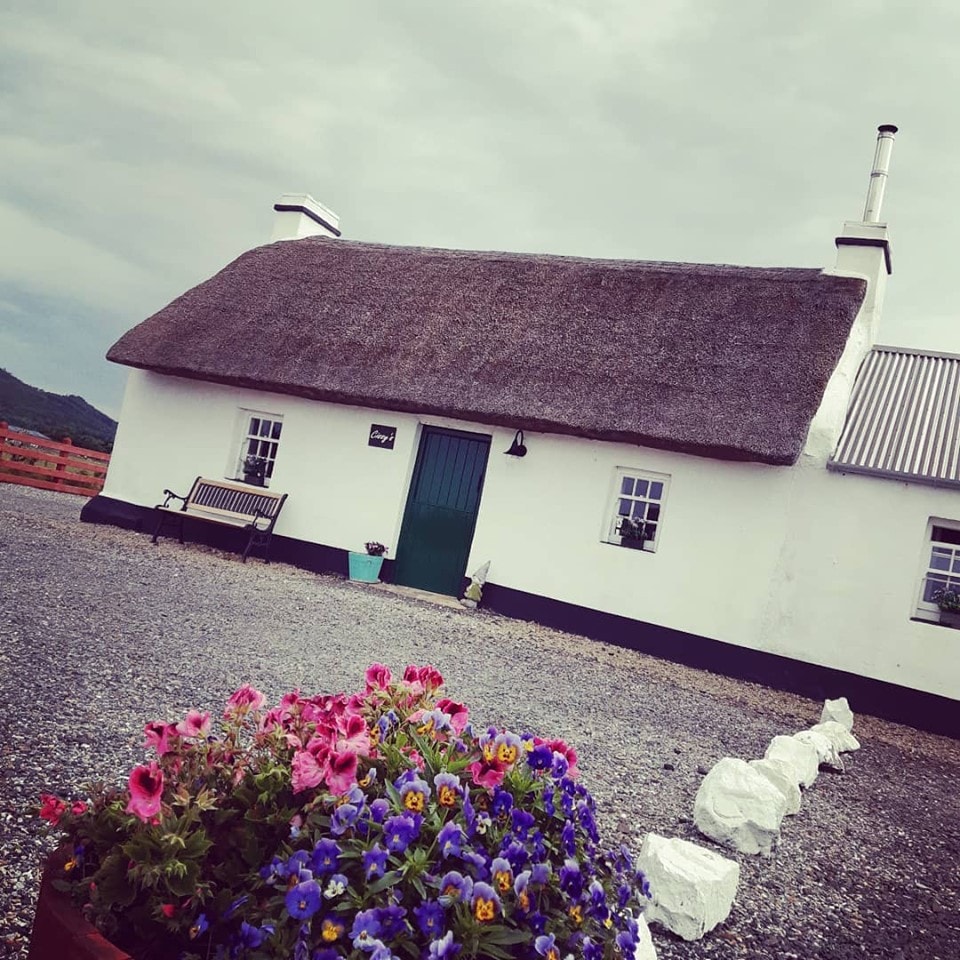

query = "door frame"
[[393, 424, 491, 594]]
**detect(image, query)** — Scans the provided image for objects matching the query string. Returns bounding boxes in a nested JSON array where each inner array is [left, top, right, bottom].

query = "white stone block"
[[693, 758, 787, 856], [810, 720, 861, 753], [634, 914, 657, 960], [637, 833, 740, 942], [793, 730, 844, 772], [765, 734, 820, 788], [748, 757, 802, 815], [820, 696, 854, 731]]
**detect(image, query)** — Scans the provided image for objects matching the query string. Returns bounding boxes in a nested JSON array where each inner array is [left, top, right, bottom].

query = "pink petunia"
[[337, 713, 371, 758], [126, 762, 164, 822], [39, 794, 67, 826], [175, 710, 211, 740], [416, 666, 444, 691], [291, 750, 326, 794], [144, 721, 179, 756], [436, 698, 469, 734], [325, 750, 358, 796], [467, 758, 507, 790], [365, 663, 392, 691], [71, 801, 88, 817], [224, 685, 266, 716]]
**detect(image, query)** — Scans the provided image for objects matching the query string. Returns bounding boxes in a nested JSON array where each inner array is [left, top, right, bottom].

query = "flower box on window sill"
[[939, 610, 960, 629], [619, 537, 648, 551]]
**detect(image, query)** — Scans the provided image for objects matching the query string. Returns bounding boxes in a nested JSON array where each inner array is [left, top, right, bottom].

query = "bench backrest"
[[187, 478, 286, 522]]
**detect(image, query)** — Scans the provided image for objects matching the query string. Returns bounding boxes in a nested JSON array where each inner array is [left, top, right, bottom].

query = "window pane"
[[632, 502, 646, 519], [930, 548, 951, 571], [272, 421, 283, 440], [932, 525, 960, 546], [620, 477, 634, 496], [246, 439, 258, 457], [635, 479, 649, 498], [618, 498, 631, 516], [249, 417, 260, 436], [951, 556, 960, 575], [646, 522, 657, 539], [648, 504, 660, 521], [259, 420, 271, 437], [650, 481, 664, 500]]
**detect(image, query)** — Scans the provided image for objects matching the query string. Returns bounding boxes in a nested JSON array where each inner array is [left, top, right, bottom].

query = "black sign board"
[[369, 424, 397, 449]]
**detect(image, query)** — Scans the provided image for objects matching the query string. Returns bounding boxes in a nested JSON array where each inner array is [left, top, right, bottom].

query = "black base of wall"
[[482, 583, 960, 738], [79, 495, 396, 581], [81, 495, 958, 738]]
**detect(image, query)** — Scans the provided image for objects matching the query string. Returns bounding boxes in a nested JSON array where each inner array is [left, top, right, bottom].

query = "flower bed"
[[35, 665, 650, 960]]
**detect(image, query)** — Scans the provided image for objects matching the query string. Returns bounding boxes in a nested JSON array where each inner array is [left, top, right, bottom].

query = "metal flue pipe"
[[862, 124, 898, 222]]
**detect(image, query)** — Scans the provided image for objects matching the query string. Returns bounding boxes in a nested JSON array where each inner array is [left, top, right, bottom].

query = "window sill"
[[910, 616, 958, 629], [604, 539, 655, 554]]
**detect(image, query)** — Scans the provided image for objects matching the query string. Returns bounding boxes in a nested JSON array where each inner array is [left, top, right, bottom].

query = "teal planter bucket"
[[348, 552, 385, 583]]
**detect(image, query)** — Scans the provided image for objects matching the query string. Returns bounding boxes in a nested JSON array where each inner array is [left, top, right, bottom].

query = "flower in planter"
[[931, 586, 960, 612], [35, 664, 650, 960], [365, 541, 388, 557], [617, 516, 648, 543]]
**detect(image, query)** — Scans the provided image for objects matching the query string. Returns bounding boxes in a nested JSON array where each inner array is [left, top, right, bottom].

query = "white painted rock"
[[820, 696, 854, 731], [634, 914, 657, 960], [637, 833, 740, 942], [811, 720, 861, 753], [793, 729, 844, 772], [693, 758, 787, 856], [765, 734, 820, 788], [748, 757, 802, 815]]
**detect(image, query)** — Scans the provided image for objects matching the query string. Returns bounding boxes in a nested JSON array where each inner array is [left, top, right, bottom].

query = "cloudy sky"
[[2, 0, 958, 418]]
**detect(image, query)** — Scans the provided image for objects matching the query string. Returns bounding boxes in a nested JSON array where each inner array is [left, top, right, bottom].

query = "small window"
[[917, 519, 960, 620], [604, 468, 670, 553], [235, 411, 283, 487]]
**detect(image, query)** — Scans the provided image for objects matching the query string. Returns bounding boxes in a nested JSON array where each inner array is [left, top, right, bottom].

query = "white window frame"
[[233, 410, 284, 488], [602, 467, 670, 553], [915, 517, 960, 621]]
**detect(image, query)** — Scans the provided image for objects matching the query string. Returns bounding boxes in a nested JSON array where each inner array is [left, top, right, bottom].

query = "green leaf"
[[364, 869, 403, 895], [480, 927, 534, 946]]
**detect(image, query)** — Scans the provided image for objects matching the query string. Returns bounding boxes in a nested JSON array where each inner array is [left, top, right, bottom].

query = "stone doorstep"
[[362, 581, 469, 612]]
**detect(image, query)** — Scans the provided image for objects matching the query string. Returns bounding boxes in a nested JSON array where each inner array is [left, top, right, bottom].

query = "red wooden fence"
[[0, 421, 110, 496]]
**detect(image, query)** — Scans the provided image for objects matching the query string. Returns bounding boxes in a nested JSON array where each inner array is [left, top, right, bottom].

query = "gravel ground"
[[1, 483, 959, 960]]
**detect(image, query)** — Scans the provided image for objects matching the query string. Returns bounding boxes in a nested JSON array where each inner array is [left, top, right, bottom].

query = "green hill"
[[0, 368, 117, 452]]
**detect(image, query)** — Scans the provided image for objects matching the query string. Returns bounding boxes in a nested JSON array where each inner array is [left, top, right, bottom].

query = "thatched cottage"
[[83, 126, 959, 735]]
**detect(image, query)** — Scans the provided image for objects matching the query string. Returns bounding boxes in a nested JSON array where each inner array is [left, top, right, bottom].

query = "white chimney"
[[270, 193, 341, 242], [807, 125, 899, 461], [831, 124, 898, 329]]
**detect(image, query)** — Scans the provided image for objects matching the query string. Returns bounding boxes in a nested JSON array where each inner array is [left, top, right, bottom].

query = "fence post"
[[55, 436, 72, 490]]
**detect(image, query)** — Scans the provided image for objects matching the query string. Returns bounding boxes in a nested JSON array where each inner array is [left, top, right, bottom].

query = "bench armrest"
[[157, 488, 188, 510]]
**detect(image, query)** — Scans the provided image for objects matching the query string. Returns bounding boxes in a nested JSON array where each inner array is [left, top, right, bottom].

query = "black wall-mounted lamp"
[[504, 429, 527, 457]]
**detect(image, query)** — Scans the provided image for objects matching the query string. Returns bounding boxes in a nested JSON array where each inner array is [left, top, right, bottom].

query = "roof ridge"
[[256, 235, 825, 277]]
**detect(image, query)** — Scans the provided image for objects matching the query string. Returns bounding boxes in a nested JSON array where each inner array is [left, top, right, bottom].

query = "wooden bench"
[[151, 477, 288, 563]]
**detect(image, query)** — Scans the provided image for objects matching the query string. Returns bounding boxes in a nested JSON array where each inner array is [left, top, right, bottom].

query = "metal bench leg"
[[151, 509, 165, 544]]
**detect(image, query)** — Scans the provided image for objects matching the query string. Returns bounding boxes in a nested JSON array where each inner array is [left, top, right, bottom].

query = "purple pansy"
[[362, 845, 389, 880], [413, 901, 445, 937], [383, 814, 419, 854], [285, 880, 321, 920]]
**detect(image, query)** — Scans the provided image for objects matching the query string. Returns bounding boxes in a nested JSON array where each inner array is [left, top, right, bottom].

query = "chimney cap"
[[878, 123, 898, 134]]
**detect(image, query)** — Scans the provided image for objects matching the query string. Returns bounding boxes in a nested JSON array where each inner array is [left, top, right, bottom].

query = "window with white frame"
[[605, 468, 669, 552], [235, 412, 283, 487], [916, 520, 960, 619]]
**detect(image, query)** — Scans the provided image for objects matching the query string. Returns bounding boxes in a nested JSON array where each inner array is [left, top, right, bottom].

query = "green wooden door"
[[393, 427, 491, 596]]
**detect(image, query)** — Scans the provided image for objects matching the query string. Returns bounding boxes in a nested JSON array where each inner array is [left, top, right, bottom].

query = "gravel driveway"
[[1, 483, 958, 959]]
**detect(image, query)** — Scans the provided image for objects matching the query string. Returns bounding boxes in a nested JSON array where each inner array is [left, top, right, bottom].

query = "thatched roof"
[[107, 237, 866, 465]]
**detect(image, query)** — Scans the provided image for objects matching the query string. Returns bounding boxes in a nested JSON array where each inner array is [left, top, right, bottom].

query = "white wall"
[[103, 369, 959, 702]]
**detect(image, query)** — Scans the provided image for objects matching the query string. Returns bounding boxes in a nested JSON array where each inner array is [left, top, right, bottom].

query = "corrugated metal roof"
[[829, 345, 960, 488]]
